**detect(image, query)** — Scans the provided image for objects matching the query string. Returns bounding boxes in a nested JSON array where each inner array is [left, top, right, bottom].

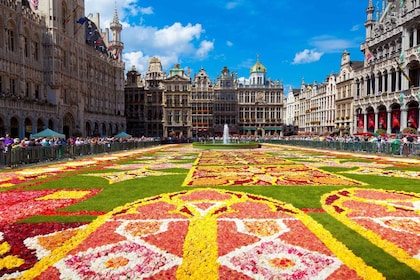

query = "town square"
[[1, 0, 420, 279]]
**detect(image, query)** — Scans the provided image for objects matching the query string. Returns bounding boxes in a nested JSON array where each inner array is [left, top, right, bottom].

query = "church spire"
[[113, 1, 119, 24], [110, 1, 123, 62], [365, 0, 375, 39]]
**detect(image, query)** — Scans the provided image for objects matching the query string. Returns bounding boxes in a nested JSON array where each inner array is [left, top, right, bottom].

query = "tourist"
[[2, 134, 14, 153], [41, 138, 50, 147]]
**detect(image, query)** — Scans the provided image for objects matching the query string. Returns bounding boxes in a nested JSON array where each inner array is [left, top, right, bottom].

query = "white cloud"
[[85, 1, 214, 72], [123, 51, 181, 75], [123, 51, 148, 73], [310, 35, 357, 53], [196, 40, 215, 58], [226, 41, 234, 47], [292, 49, 324, 64], [154, 23, 202, 47], [350, 24, 360, 32], [226, 1, 241, 9], [139, 6, 154, 15], [86, 0, 139, 25]]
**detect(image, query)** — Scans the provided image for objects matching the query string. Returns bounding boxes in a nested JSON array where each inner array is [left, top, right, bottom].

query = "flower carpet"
[[17, 189, 382, 279], [183, 150, 364, 187], [0, 144, 420, 279], [0, 148, 163, 189], [322, 188, 420, 273]]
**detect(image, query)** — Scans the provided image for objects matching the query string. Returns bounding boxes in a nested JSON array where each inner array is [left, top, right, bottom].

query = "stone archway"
[[377, 105, 387, 132], [37, 118, 44, 132], [0, 116, 5, 136], [93, 122, 100, 137], [407, 101, 419, 130], [10, 117, 19, 138], [48, 119, 54, 130], [390, 103, 401, 134], [356, 108, 364, 133], [24, 118, 32, 138], [63, 113, 76, 138], [101, 123, 107, 137], [85, 122, 92, 137], [366, 107, 375, 133]]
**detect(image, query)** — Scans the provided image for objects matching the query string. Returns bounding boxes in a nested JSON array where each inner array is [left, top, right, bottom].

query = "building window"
[[62, 5, 68, 33], [64, 89, 69, 104], [6, 28, 14, 52], [24, 37, 29, 57], [174, 111, 180, 123], [26, 82, 30, 98], [9, 78, 16, 95], [35, 84, 40, 99], [33, 41, 39, 61], [182, 95, 188, 106]]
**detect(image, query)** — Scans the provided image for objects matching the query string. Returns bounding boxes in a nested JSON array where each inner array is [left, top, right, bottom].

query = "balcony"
[[0, 97, 55, 112], [355, 87, 419, 105]]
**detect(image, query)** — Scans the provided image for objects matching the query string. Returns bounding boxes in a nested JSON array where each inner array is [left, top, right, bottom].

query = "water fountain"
[[223, 124, 229, 144], [193, 123, 260, 149]]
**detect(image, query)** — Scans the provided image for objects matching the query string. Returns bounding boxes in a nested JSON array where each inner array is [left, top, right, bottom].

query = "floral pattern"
[[183, 151, 363, 187], [0, 147, 164, 189], [0, 189, 101, 225], [1, 144, 419, 279], [340, 167, 420, 180], [21, 189, 383, 279], [322, 188, 420, 273]]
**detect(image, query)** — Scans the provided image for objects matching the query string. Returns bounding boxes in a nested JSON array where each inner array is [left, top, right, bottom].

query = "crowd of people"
[[0, 134, 159, 152], [0, 134, 161, 168], [1, 132, 419, 168]]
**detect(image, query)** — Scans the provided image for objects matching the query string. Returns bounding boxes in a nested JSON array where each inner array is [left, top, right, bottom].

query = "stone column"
[[374, 109, 379, 132], [387, 109, 392, 135], [382, 74, 386, 93], [401, 108, 408, 130], [387, 71, 392, 93], [364, 113, 368, 133], [418, 105, 420, 134]]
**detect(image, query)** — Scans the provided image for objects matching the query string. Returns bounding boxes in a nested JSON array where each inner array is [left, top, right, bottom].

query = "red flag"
[[357, 114, 364, 128], [392, 110, 400, 128], [408, 108, 418, 128], [379, 111, 387, 129], [368, 113, 375, 129]]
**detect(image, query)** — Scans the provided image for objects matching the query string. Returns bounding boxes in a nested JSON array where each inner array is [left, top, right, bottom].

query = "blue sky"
[[86, 0, 369, 89]]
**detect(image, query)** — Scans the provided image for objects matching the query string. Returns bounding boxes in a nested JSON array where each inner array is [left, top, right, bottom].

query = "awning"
[[264, 127, 283, 131], [240, 127, 256, 131]]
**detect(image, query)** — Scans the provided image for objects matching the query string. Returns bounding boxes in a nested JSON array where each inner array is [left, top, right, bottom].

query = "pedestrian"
[[3, 134, 14, 167]]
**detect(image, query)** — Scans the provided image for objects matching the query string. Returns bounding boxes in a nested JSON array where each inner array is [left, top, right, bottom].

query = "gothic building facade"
[[354, 0, 420, 135], [0, 0, 125, 138]]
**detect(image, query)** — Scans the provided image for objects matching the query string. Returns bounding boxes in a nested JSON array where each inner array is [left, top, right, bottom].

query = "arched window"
[[6, 21, 16, 52]]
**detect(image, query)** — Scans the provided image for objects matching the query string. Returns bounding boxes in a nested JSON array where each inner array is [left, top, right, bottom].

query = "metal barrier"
[[264, 140, 420, 157], [1, 141, 160, 169]]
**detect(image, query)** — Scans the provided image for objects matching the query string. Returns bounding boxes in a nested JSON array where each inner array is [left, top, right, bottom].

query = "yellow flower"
[[36, 190, 91, 200]]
